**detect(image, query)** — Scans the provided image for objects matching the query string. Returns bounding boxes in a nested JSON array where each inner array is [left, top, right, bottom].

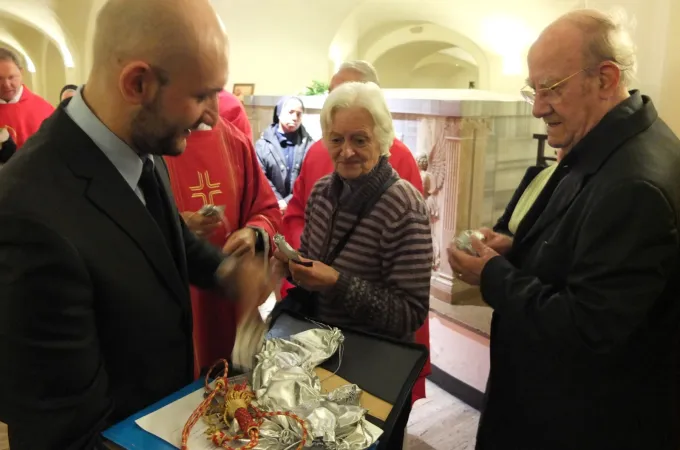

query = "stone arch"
[[0, 29, 36, 72], [0, 34, 36, 90], [84, 0, 107, 73], [413, 51, 477, 72], [361, 23, 490, 89], [327, 9, 360, 76], [0, 2, 75, 68]]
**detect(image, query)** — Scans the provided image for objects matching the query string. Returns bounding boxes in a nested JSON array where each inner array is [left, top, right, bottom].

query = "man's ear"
[[597, 61, 622, 98], [118, 61, 159, 105]]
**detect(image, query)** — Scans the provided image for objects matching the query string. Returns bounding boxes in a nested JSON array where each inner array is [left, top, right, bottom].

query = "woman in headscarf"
[[255, 96, 314, 211]]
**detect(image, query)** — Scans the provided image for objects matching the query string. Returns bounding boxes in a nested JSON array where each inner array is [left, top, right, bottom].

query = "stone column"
[[658, 0, 680, 134], [428, 116, 491, 305]]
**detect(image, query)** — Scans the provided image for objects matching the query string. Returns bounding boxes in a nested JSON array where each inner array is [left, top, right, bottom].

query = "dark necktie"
[[138, 158, 177, 261]]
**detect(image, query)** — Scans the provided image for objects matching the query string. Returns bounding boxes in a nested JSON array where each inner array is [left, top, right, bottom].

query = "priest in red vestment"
[[218, 90, 252, 140], [165, 113, 281, 377], [0, 48, 54, 149]]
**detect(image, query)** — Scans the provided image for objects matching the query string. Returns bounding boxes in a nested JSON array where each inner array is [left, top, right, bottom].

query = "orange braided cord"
[[211, 430, 226, 446], [181, 360, 230, 450], [181, 359, 310, 450], [181, 377, 225, 450], [210, 429, 260, 450]]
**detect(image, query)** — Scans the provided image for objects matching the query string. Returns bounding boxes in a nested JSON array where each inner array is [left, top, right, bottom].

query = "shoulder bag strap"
[[325, 176, 398, 265]]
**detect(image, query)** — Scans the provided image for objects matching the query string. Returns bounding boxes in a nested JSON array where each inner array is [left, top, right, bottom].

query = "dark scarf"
[[328, 156, 394, 214]]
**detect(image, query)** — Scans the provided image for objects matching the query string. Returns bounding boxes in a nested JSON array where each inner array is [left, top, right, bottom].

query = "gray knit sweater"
[[299, 157, 433, 340]]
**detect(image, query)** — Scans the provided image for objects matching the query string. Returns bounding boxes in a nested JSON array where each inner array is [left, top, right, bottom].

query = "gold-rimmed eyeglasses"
[[520, 68, 587, 105]]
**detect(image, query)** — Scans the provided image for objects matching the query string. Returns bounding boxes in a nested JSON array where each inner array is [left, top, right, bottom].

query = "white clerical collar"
[[0, 85, 23, 104]]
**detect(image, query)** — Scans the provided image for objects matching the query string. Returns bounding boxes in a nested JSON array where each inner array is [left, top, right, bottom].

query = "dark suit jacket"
[[477, 92, 680, 450], [0, 106, 224, 449], [0, 134, 16, 163]]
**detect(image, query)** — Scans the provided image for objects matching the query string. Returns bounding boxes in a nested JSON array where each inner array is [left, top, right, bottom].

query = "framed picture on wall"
[[232, 83, 255, 103]]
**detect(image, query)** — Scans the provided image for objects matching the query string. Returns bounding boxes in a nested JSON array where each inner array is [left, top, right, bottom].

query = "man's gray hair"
[[564, 8, 637, 87], [0, 48, 21, 69], [337, 60, 380, 85], [320, 81, 394, 157]]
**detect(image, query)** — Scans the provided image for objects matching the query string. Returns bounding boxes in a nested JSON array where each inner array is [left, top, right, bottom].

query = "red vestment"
[[218, 91, 252, 140], [0, 86, 54, 149], [165, 118, 281, 377], [281, 138, 431, 404]]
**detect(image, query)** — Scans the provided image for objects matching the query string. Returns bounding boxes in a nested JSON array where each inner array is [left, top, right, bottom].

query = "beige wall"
[[0, 0, 677, 108], [410, 64, 478, 90], [373, 42, 479, 89], [658, 0, 680, 134]]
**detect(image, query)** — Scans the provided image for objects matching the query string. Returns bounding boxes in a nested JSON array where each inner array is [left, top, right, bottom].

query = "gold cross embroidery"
[[189, 170, 222, 205]]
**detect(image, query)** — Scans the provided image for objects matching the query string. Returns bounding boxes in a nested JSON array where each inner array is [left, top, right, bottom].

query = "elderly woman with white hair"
[[273, 79, 431, 449], [274, 81, 432, 339]]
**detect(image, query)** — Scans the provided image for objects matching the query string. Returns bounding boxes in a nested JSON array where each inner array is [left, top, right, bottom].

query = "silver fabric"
[[232, 327, 383, 449], [453, 229, 486, 256]]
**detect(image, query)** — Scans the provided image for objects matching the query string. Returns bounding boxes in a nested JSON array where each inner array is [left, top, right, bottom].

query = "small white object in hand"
[[453, 229, 485, 256]]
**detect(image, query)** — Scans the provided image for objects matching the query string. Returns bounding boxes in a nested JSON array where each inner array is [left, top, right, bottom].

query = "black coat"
[[477, 92, 680, 450], [0, 106, 225, 449], [0, 134, 16, 163]]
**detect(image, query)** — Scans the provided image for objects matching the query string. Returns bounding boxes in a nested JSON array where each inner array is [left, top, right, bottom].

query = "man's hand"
[[216, 252, 274, 307], [223, 228, 256, 257], [289, 257, 340, 292], [447, 237, 499, 286], [478, 227, 513, 256], [278, 199, 287, 214], [182, 211, 220, 238], [0, 127, 9, 143]]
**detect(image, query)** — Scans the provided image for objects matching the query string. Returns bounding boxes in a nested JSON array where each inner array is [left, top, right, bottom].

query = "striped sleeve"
[[299, 176, 329, 256], [332, 205, 433, 338]]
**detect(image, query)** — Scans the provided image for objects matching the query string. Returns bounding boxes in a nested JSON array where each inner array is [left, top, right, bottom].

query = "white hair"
[[320, 81, 394, 157], [564, 8, 637, 87], [337, 60, 380, 85]]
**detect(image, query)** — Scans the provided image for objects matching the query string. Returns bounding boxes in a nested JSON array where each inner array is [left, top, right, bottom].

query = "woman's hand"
[[289, 257, 340, 292], [270, 248, 291, 280]]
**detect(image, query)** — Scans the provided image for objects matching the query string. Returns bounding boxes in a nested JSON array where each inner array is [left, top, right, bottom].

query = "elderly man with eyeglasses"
[[448, 9, 680, 450]]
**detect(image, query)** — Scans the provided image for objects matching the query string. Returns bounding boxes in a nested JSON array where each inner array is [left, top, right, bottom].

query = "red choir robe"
[[0, 86, 54, 149], [165, 118, 281, 377], [218, 90, 252, 140], [281, 138, 431, 404]]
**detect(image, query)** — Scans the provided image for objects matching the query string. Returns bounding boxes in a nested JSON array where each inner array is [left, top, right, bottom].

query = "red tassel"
[[235, 407, 258, 434]]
